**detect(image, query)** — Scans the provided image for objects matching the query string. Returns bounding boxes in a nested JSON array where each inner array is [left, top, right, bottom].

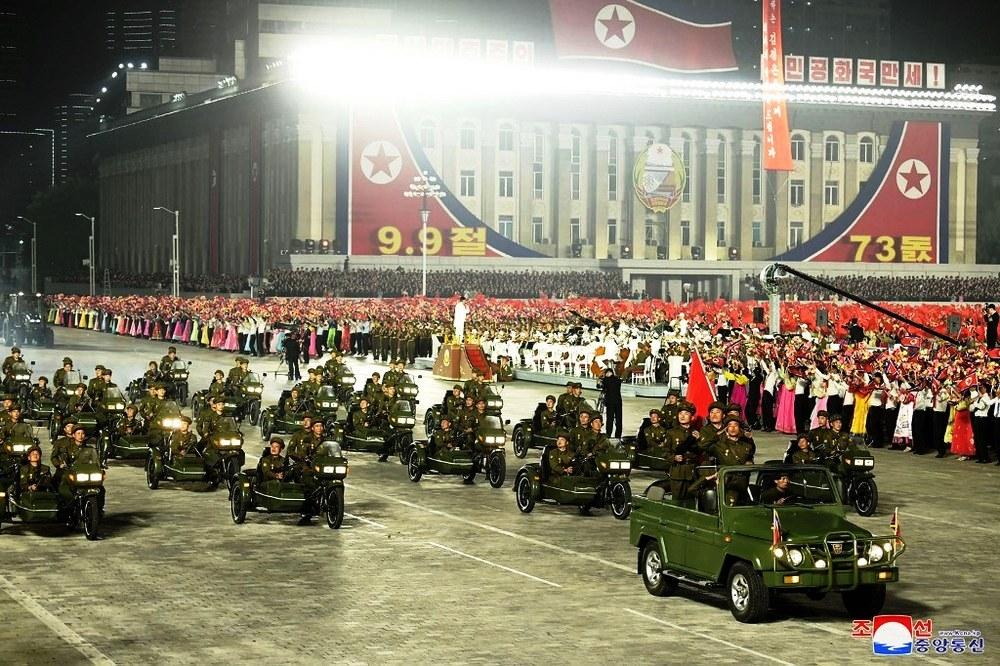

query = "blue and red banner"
[[548, 1, 737, 74], [348, 107, 543, 258], [775, 121, 950, 264]]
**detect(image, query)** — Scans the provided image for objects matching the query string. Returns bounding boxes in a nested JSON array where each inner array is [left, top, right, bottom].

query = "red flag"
[[548, 1, 737, 73], [772, 509, 782, 546], [890, 507, 901, 538], [684, 348, 717, 420], [761, 0, 793, 170], [956, 374, 978, 393], [901, 336, 921, 347]]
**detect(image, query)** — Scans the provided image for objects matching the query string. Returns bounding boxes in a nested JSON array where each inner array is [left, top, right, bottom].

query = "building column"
[[738, 138, 755, 261], [668, 133, 685, 260], [773, 172, 788, 251], [808, 135, 823, 239], [630, 132, 647, 258], [702, 130, 717, 260], [964, 148, 979, 263], [295, 119, 322, 241], [844, 136, 859, 207], [481, 118, 497, 234], [949, 148, 964, 263], [321, 120, 337, 242]]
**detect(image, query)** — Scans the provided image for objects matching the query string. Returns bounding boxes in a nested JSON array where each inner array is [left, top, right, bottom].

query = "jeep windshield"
[[730, 466, 839, 507]]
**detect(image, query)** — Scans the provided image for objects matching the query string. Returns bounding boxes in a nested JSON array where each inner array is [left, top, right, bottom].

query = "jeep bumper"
[[763, 566, 898, 590]]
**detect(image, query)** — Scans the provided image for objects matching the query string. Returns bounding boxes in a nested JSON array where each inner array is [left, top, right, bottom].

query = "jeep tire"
[[640, 542, 678, 596], [727, 561, 769, 623]]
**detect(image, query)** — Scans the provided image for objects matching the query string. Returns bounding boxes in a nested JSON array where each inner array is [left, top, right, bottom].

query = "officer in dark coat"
[[598, 369, 623, 439]]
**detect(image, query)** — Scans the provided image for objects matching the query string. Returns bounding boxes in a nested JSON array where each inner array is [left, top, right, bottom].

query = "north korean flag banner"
[[761, 0, 793, 171], [776, 122, 949, 264], [548, 1, 737, 73]]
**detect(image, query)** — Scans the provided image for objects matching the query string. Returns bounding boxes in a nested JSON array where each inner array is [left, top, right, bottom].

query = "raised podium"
[[433, 343, 492, 381]]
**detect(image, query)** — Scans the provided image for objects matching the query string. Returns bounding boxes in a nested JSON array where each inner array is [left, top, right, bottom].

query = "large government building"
[[90, 1, 996, 299]]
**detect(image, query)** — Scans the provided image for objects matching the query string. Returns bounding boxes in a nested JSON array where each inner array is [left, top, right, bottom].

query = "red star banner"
[[761, 0, 793, 170], [548, 1, 737, 73], [775, 121, 949, 264]]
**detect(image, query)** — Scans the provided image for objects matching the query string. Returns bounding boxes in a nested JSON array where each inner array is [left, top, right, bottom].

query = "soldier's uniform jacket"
[[456, 408, 478, 433], [462, 379, 483, 402], [67, 394, 91, 413], [589, 433, 611, 458], [159, 355, 177, 373], [283, 396, 302, 416], [709, 437, 755, 466], [226, 366, 248, 389], [546, 447, 576, 478], [570, 425, 596, 455], [87, 377, 107, 399], [169, 431, 199, 458], [143, 369, 161, 385], [138, 395, 163, 422], [365, 382, 384, 403], [698, 423, 725, 454], [431, 428, 459, 453], [324, 359, 344, 379], [30, 385, 52, 401], [53, 368, 71, 388], [0, 410, 11, 432], [259, 453, 286, 482], [51, 436, 77, 467], [555, 392, 578, 417], [643, 423, 670, 455], [660, 403, 680, 429], [116, 415, 141, 436], [826, 431, 853, 458], [808, 427, 837, 454], [208, 380, 227, 399], [2, 418, 24, 440], [198, 411, 222, 439], [19, 463, 51, 492], [443, 393, 463, 417], [351, 409, 372, 438], [666, 427, 701, 482], [382, 369, 401, 388], [539, 408, 558, 432], [287, 434, 320, 464], [792, 449, 818, 464], [300, 378, 323, 400]]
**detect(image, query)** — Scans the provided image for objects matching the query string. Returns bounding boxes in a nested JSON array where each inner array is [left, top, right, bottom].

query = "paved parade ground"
[[1, 327, 997, 665]]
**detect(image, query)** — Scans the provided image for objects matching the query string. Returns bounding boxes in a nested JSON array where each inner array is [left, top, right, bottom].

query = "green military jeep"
[[629, 464, 904, 623]]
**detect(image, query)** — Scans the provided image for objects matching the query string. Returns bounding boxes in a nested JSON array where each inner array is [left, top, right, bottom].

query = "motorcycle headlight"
[[115, 403, 125, 410], [868, 544, 884, 563], [865, 459, 874, 467], [854, 458, 868, 467], [16, 374, 29, 380], [609, 461, 621, 470], [335, 465, 347, 475], [788, 548, 804, 566], [12, 444, 28, 452], [322, 465, 335, 474], [341, 377, 353, 384]]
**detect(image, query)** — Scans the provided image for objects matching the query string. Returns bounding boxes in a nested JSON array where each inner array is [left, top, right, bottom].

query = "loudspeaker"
[[816, 309, 829, 328], [947, 315, 961, 336], [753, 306, 765, 324]]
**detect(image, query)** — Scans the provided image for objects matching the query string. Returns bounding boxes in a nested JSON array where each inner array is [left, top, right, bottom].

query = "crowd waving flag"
[[761, 0, 793, 170], [548, 1, 737, 73]]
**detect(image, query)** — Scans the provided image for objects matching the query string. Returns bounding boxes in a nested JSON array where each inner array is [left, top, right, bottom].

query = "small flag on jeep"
[[772, 508, 782, 546], [890, 507, 901, 538]]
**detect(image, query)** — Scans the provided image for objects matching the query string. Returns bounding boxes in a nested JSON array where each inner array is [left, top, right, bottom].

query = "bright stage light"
[[288, 40, 996, 113]]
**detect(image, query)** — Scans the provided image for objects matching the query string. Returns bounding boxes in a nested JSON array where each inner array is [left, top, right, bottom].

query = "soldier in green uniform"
[[351, 399, 373, 439], [87, 365, 108, 400], [19, 445, 52, 492], [300, 368, 323, 401], [760, 471, 797, 505], [364, 373, 383, 403], [66, 383, 91, 414], [705, 416, 755, 506], [546, 432, 576, 478], [666, 402, 702, 499], [168, 416, 199, 459], [197, 398, 225, 440], [569, 410, 594, 454], [455, 395, 478, 447], [808, 410, 835, 452], [287, 420, 324, 476], [31, 376, 52, 401], [50, 418, 77, 469], [539, 395, 558, 432], [283, 387, 304, 416], [444, 385, 464, 418], [143, 361, 162, 386], [2, 405, 24, 439], [1, 346, 23, 376], [463, 373, 485, 403], [660, 389, 682, 428], [117, 404, 143, 438], [207, 370, 227, 400], [643, 409, 670, 457], [372, 384, 397, 418], [260, 438, 287, 482], [323, 350, 344, 381], [698, 402, 727, 454], [555, 382, 577, 419], [430, 416, 460, 457], [159, 346, 179, 373], [56, 425, 99, 469], [791, 434, 817, 464], [138, 383, 163, 422], [587, 414, 611, 458], [53, 357, 74, 390], [225, 357, 250, 392]]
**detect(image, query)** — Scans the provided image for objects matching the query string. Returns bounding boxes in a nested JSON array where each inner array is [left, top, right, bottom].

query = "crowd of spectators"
[[50, 271, 246, 294], [780, 274, 1000, 303], [263, 267, 631, 299]]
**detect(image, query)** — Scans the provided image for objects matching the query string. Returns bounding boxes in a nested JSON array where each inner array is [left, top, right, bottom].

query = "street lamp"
[[74, 213, 95, 296], [15, 216, 36, 294], [153, 207, 180, 297], [402, 171, 445, 297]]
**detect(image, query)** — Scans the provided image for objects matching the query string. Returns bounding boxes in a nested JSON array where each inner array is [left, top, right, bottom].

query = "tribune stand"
[[432, 343, 492, 381]]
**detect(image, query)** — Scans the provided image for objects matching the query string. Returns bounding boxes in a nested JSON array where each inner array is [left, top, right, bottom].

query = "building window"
[[716, 137, 727, 203], [531, 217, 543, 243], [533, 131, 545, 163], [570, 130, 582, 201], [533, 167, 543, 199], [419, 121, 435, 149], [859, 136, 875, 164], [716, 221, 726, 247], [791, 133, 805, 162], [752, 139, 762, 205], [681, 135, 692, 202], [498, 215, 514, 239], [824, 135, 841, 162], [644, 220, 657, 245], [789, 221, 804, 248], [607, 219, 617, 246], [460, 170, 476, 197], [680, 220, 691, 247], [460, 124, 476, 150], [824, 180, 840, 206], [752, 220, 763, 247], [498, 171, 514, 198], [570, 218, 581, 245], [790, 179, 805, 207], [498, 124, 514, 151], [608, 165, 618, 201]]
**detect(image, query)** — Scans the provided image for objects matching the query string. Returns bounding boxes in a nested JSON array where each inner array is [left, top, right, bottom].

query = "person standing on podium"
[[453, 295, 468, 344]]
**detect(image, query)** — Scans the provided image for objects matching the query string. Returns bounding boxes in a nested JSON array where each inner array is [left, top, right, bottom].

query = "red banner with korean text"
[[775, 121, 950, 264], [762, 0, 793, 171], [349, 106, 543, 258]]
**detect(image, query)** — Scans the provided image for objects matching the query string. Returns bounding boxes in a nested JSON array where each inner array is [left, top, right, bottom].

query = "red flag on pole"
[[772, 508, 782, 546], [548, 0, 737, 73], [761, 0, 793, 170], [890, 507, 901, 538], [684, 348, 718, 421]]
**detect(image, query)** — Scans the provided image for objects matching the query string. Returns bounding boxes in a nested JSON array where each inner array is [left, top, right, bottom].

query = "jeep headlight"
[[772, 546, 785, 559], [788, 548, 804, 566], [814, 558, 827, 569], [867, 543, 884, 563]]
